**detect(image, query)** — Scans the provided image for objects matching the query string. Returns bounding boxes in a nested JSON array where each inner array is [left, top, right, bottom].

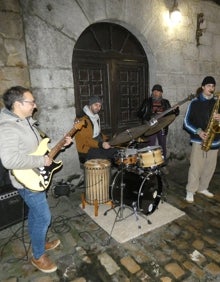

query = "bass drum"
[[111, 171, 162, 215]]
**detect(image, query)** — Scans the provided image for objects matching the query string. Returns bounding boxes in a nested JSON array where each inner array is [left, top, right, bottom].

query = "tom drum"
[[114, 148, 137, 167], [137, 146, 164, 168]]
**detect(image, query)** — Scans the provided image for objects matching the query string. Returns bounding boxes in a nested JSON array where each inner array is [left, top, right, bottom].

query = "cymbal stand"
[[159, 167, 169, 203], [118, 163, 125, 219], [114, 161, 139, 221], [103, 153, 142, 245], [104, 157, 128, 219]]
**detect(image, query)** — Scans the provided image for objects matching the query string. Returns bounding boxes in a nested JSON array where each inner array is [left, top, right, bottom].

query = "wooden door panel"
[[115, 63, 146, 130], [73, 62, 111, 129]]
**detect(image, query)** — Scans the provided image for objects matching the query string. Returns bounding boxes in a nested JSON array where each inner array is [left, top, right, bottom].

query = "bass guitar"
[[13, 119, 85, 192], [148, 93, 196, 126]]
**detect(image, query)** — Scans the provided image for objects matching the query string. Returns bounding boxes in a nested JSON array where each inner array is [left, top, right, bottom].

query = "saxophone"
[[201, 92, 220, 151]]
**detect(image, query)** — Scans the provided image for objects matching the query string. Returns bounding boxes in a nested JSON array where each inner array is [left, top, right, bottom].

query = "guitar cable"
[[0, 198, 31, 263]]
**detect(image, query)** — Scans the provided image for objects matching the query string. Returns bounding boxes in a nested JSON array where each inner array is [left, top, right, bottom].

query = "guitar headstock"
[[187, 93, 196, 101], [74, 119, 86, 130]]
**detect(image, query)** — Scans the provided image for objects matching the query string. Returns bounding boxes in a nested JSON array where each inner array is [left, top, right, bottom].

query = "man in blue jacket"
[[183, 76, 220, 203]]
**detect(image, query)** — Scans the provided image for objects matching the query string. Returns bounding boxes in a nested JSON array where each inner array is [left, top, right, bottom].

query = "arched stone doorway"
[[72, 22, 149, 137]]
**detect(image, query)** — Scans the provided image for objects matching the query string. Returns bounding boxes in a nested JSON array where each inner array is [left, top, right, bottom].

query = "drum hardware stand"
[[103, 161, 129, 219], [132, 202, 141, 229], [159, 167, 169, 203], [103, 160, 146, 245], [153, 166, 168, 207], [104, 151, 138, 220]]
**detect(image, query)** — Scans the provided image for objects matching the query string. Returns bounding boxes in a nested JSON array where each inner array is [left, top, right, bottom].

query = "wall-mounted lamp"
[[170, 0, 181, 24], [196, 13, 206, 46]]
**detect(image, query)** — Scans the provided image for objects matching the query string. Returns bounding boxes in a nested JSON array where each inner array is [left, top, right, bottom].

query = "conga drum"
[[84, 159, 111, 205]]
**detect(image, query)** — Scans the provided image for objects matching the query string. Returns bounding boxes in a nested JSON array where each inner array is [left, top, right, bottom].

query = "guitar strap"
[[33, 124, 48, 139]]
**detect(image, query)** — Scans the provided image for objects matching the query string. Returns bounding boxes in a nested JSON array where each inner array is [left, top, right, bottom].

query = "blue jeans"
[[18, 188, 51, 259]]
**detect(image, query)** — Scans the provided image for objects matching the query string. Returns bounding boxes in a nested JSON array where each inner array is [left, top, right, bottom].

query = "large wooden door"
[[72, 23, 148, 137]]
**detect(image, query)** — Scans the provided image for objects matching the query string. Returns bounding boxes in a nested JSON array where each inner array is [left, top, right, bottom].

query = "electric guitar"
[[12, 119, 85, 192]]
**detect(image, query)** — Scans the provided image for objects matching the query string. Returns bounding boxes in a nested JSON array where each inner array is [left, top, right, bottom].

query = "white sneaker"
[[186, 192, 194, 203], [197, 190, 214, 198]]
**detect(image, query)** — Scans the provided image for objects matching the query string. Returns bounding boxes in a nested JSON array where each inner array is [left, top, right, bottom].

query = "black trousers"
[[78, 148, 118, 164]]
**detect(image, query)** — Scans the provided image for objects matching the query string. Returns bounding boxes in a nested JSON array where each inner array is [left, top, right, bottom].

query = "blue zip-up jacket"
[[183, 93, 220, 149]]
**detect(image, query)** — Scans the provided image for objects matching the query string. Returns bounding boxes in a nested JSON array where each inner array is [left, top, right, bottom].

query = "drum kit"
[[109, 145, 164, 219], [82, 115, 175, 222], [81, 95, 194, 242]]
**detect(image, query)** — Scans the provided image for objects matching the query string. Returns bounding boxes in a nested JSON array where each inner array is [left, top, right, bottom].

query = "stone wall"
[[1, 0, 220, 180], [0, 0, 30, 102]]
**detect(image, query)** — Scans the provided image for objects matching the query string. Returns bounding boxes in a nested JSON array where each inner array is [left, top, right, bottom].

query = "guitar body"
[[11, 119, 88, 191], [13, 138, 63, 192]]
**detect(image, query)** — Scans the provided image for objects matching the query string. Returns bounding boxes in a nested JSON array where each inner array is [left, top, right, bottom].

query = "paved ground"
[[0, 156, 220, 282]]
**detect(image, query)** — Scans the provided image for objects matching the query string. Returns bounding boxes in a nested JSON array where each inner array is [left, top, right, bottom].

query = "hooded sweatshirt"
[[83, 105, 101, 138]]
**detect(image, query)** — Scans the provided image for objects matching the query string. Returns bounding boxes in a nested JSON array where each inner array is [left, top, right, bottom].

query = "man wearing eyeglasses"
[[0, 86, 72, 273]]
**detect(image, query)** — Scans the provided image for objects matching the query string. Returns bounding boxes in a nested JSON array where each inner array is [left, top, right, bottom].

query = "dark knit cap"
[[88, 96, 102, 105], [152, 84, 163, 92], [201, 76, 216, 86]]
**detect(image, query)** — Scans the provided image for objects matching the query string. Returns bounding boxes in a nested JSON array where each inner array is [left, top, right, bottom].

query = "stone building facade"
[[0, 0, 220, 180]]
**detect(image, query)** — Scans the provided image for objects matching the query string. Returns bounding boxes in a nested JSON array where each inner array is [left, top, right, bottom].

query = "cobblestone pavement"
[[0, 157, 219, 282]]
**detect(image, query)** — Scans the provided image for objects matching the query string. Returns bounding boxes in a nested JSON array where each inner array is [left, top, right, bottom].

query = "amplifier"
[[0, 184, 28, 231]]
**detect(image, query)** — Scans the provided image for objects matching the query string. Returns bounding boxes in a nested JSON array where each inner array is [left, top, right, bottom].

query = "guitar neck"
[[48, 127, 77, 159], [153, 94, 195, 120]]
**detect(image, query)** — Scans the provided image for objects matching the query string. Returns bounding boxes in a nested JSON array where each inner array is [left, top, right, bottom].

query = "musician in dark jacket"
[[0, 86, 72, 273], [137, 84, 179, 168]]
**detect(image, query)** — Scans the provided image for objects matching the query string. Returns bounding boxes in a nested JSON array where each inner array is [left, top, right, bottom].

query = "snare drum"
[[137, 146, 164, 168], [84, 159, 110, 204], [114, 148, 137, 167]]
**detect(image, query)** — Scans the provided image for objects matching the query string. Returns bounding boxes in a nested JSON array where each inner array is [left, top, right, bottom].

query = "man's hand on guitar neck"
[[44, 136, 73, 166], [63, 136, 73, 146], [44, 155, 53, 166]]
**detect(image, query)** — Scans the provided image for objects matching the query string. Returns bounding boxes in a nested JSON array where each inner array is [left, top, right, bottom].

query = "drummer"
[[137, 84, 179, 172], [75, 96, 117, 164]]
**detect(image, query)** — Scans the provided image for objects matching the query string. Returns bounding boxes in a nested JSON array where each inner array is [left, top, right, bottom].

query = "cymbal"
[[109, 123, 151, 146], [109, 114, 176, 146], [143, 114, 176, 137]]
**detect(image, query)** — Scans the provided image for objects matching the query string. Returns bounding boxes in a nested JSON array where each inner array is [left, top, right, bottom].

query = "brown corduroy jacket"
[[74, 115, 108, 154]]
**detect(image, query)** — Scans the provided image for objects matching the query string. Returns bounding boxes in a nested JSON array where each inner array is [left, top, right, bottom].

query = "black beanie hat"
[[201, 76, 216, 86], [152, 84, 163, 92], [88, 96, 102, 105]]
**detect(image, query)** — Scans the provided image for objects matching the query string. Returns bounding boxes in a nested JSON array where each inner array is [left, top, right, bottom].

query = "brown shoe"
[[45, 239, 61, 251], [31, 254, 57, 273]]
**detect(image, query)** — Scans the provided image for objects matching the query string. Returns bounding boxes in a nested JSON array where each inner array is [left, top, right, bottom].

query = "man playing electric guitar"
[[0, 86, 73, 273]]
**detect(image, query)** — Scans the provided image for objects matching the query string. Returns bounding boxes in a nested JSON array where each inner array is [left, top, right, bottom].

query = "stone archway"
[[72, 22, 149, 136]]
